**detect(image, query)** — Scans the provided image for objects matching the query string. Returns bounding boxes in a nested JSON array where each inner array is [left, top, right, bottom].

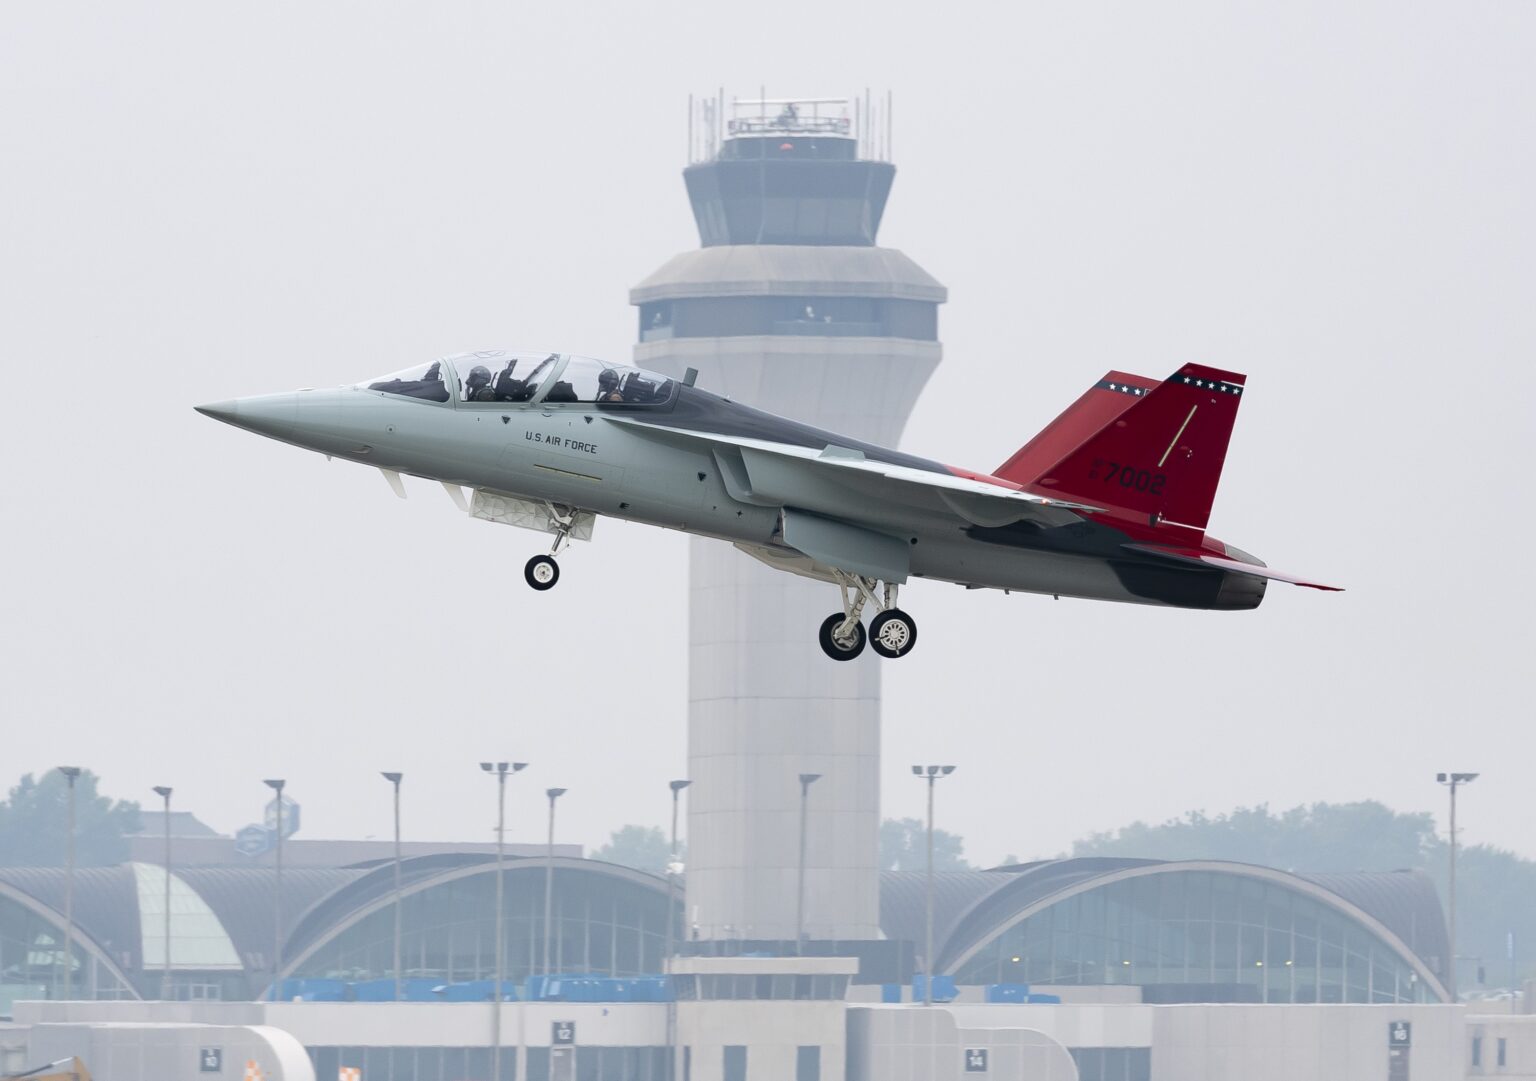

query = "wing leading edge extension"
[[606, 416, 1098, 528]]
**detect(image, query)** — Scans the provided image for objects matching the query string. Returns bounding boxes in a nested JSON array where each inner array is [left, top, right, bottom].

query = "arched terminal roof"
[[2, 856, 1450, 1005], [276, 855, 675, 992], [1295, 869, 1449, 971], [175, 866, 362, 971], [883, 858, 1450, 1004], [0, 869, 141, 997], [0, 864, 358, 994]]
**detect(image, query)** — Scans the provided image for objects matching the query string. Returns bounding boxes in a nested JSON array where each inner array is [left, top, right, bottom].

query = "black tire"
[[524, 555, 560, 591], [869, 609, 918, 659], [818, 612, 866, 661]]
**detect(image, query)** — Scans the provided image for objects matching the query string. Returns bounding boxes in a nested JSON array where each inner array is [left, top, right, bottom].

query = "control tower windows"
[[638, 297, 937, 341]]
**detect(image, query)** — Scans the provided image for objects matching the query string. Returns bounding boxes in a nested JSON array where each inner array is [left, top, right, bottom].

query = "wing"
[[608, 417, 1099, 531]]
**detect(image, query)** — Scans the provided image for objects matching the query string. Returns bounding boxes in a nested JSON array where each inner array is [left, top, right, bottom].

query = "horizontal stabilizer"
[[1126, 544, 1343, 591]]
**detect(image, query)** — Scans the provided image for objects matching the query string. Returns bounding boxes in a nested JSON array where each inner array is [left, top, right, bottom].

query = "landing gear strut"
[[523, 504, 580, 591], [817, 573, 918, 661]]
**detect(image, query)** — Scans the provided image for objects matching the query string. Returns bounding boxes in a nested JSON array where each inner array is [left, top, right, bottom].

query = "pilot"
[[464, 365, 496, 401], [596, 368, 625, 403]]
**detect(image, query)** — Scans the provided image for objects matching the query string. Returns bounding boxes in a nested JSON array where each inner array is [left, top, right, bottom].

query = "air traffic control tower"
[[631, 96, 945, 947]]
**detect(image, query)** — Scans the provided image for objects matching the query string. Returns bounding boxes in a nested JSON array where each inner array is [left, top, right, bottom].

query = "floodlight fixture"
[[1436, 769, 1481, 999]]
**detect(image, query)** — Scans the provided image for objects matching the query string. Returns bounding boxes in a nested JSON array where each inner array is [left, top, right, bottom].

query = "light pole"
[[664, 779, 691, 1081], [912, 765, 955, 1007], [1438, 771, 1479, 1000], [795, 774, 822, 955], [152, 785, 173, 1000], [481, 761, 526, 1081], [56, 766, 81, 999], [263, 779, 286, 1001], [542, 787, 567, 980], [381, 772, 404, 1002]]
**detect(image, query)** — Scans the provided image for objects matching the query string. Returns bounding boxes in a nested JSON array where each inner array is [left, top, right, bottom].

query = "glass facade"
[[287, 868, 674, 986], [950, 871, 1437, 1004], [310, 1045, 670, 1081], [672, 973, 849, 1001], [312, 1046, 501, 1081], [1069, 1048, 1151, 1081], [0, 892, 134, 1009], [638, 297, 938, 342], [131, 863, 242, 971]]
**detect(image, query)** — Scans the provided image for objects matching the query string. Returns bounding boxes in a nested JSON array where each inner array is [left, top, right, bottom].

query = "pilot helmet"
[[597, 368, 621, 392], [466, 365, 492, 390]]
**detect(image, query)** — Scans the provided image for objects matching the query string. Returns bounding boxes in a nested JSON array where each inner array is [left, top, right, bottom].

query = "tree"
[[0, 770, 142, 867], [1071, 801, 1435, 873], [590, 825, 682, 875], [881, 817, 971, 872], [1420, 840, 1536, 993]]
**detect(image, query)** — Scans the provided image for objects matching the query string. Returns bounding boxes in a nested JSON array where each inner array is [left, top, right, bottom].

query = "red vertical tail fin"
[[994, 371, 1161, 487], [1016, 364, 1247, 532]]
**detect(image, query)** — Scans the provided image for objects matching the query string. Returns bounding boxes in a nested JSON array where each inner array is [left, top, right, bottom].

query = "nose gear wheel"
[[525, 554, 560, 590]]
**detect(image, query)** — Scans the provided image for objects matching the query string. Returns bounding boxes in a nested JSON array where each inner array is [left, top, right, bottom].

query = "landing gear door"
[[469, 492, 596, 542], [780, 508, 909, 584]]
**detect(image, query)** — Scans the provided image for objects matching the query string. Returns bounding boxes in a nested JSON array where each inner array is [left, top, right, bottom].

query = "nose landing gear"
[[817, 573, 918, 661], [522, 504, 580, 591]]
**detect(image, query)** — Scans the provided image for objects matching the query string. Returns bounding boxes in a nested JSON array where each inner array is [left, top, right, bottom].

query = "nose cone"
[[193, 393, 297, 441], [194, 400, 238, 422]]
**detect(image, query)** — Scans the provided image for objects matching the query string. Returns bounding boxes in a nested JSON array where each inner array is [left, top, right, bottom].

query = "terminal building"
[[0, 855, 1455, 1009], [6, 850, 1533, 1080]]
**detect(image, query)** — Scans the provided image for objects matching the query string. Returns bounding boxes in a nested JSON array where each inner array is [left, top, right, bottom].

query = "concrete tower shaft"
[[631, 96, 944, 943]]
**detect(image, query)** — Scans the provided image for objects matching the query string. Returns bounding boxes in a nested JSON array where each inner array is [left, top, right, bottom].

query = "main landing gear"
[[818, 573, 918, 662], [522, 505, 580, 591]]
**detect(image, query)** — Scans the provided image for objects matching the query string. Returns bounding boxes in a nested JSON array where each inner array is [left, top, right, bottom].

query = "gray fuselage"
[[199, 373, 1263, 612]]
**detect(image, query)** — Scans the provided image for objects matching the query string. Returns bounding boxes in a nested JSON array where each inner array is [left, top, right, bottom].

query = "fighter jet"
[[196, 351, 1337, 660]]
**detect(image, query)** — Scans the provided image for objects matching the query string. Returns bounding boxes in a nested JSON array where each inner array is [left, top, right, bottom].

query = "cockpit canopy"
[[358, 359, 451, 402], [356, 352, 676, 407]]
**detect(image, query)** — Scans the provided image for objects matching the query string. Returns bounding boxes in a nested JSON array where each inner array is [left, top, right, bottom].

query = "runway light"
[[1010, 956, 1021, 964], [1122, 960, 1131, 966], [1256, 961, 1264, 967], [1285, 960, 1294, 966]]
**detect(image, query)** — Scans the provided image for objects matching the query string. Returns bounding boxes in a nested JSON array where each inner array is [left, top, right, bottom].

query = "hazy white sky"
[[3, 2, 1531, 868]]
